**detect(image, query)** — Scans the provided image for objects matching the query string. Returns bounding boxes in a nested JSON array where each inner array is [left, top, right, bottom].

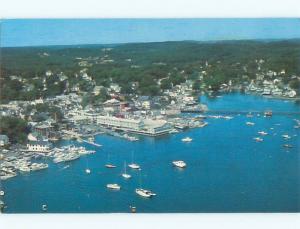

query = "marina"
[[0, 93, 299, 213]]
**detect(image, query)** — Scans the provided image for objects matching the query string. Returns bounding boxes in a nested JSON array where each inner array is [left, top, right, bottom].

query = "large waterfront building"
[[96, 115, 172, 136], [27, 140, 52, 152]]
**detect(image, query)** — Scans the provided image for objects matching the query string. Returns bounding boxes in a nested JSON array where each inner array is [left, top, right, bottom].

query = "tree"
[[0, 117, 29, 143]]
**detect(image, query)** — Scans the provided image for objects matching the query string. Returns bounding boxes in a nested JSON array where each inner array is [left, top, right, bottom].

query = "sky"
[[1, 18, 300, 47]]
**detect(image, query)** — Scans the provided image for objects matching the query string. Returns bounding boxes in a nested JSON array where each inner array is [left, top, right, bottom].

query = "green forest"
[[1, 39, 300, 102]]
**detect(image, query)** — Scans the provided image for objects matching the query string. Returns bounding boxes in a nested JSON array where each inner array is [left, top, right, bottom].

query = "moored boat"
[[135, 188, 156, 198], [181, 137, 193, 142], [172, 160, 187, 168], [106, 183, 121, 190], [128, 163, 140, 169], [253, 137, 263, 142]]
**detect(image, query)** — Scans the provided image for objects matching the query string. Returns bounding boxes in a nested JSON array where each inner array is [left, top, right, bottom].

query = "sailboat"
[[122, 161, 131, 179], [128, 151, 140, 170], [105, 152, 117, 168]]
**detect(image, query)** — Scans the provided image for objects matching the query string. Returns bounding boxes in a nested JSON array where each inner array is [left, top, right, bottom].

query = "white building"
[[27, 141, 51, 152]]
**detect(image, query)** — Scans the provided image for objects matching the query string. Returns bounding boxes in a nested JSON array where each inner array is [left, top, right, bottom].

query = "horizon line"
[[2, 37, 300, 49]]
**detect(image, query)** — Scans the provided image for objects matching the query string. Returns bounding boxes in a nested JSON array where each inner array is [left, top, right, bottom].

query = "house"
[[27, 140, 52, 152], [110, 83, 121, 93], [0, 135, 9, 146]]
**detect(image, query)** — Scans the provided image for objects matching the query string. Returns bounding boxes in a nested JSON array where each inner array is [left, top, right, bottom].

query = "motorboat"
[[30, 163, 48, 171], [106, 184, 121, 190], [19, 166, 31, 172], [85, 169, 91, 174], [172, 160, 187, 168], [0, 190, 4, 196], [169, 129, 179, 134], [42, 204, 47, 211], [283, 144, 293, 148], [128, 163, 140, 169], [135, 188, 156, 198], [264, 110, 273, 117], [282, 134, 291, 139], [253, 137, 263, 142], [246, 122, 255, 126], [181, 137, 192, 142], [105, 164, 117, 168], [258, 131, 268, 136]]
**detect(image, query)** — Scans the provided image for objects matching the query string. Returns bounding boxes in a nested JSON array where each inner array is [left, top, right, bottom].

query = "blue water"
[[2, 93, 300, 213]]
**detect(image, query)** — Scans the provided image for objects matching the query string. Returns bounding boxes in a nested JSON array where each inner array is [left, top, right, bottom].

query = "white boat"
[[246, 122, 255, 126], [85, 169, 91, 174], [283, 144, 293, 148], [122, 162, 131, 179], [172, 160, 187, 168], [42, 204, 47, 211], [169, 129, 179, 134], [128, 163, 140, 170], [135, 188, 156, 198], [0, 190, 4, 196], [30, 163, 48, 171], [258, 131, 268, 136], [105, 164, 117, 168], [106, 184, 121, 190], [282, 134, 291, 139], [254, 137, 263, 142], [19, 166, 31, 172], [181, 137, 192, 142]]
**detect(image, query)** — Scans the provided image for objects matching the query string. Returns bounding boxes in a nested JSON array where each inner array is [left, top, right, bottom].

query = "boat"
[[88, 136, 95, 142], [85, 169, 91, 174], [30, 163, 48, 171], [282, 134, 291, 139], [253, 137, 263, 142], [258, 131, 268, 136], [264, 110, 273, 117], [105, 164, 117, 168], [135, 188, 156, 198], [106, 184, 121, 190], [0, 190, 4, 196], [19, 166, 31, 172], [122, 162, 131, 179], [130, 206, 137, 213], [181, 137, 193, 142], [42, 204, 47, 211], [283, 144, 293, 148], [169, 129, 179, 134], [246, 122, 255, 126], [128, 163, 140, 170], [128, 151, 140, 170], [246, 113, 254, 118], [172, 160, 187, 168]]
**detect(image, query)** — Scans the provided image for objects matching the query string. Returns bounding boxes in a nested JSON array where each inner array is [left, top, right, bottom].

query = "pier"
[[82, 140, 102, 147], [182, 109, 300, 116]]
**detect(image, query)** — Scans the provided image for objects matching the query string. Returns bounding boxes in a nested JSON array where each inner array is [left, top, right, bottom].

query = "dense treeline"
[[0, 116, 29, 143], [1, 39, 299, 101]]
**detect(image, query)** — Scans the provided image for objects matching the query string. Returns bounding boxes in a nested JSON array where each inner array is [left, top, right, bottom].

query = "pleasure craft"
[[128, 163, 140, 169], [172, 160, 187, 168], [181, 137, 192, 142], [135, 188, 156, 198], [106, 184, 121, 190], [258, 131, 268, 136], [105, 164, 117, 168]]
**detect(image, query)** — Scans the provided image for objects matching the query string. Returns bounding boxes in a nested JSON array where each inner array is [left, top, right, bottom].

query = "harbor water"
[[2, 93, 300, 213]]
